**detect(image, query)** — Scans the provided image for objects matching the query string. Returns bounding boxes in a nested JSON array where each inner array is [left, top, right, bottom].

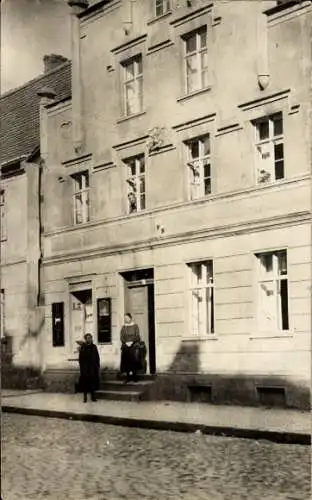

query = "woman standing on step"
[[79, 334, 100, 403], [120, 313, 141, 383]]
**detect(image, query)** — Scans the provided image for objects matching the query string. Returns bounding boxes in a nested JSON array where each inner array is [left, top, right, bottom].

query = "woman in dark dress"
[[120, 313, 141, 383], [79, 334, 100, 403]]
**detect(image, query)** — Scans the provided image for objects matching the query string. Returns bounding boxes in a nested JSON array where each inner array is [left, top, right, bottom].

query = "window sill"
[[182, 336, 218, 342], [98, 342, 113, 346], [147, 11, 173, 25], [249, 332, 294, 340], [116, 111, 146, 124], [256, 178, 285, 187], [177, 86, 212, 103]]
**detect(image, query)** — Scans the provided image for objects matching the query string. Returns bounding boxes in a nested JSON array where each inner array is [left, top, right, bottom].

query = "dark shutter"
[[52, 302, 65, 347], [97, 298, 112, 344]]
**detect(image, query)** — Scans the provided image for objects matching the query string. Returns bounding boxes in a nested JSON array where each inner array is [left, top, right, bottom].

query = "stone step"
[[96, 389, 142, 402], [100, 380, 154, 393]]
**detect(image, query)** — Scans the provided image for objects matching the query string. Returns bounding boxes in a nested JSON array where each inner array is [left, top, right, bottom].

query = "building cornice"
[[43, 210, 311, 267]]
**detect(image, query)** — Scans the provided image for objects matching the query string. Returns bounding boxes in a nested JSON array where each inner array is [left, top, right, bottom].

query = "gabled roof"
[[0, 61, 72, 166]]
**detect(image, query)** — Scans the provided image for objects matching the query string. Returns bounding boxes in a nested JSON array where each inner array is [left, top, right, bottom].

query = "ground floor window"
[[97, 298, 112, 344], [187, 260, 214, 335], [0, 289, 5, 337], [256, 249, 289, 331], [52, 302, 65, 347]]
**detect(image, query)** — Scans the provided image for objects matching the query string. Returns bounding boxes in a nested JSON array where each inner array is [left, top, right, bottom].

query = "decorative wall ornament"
[[257, 74, 270, 91], [187, 160, 200, 177], [146, 127, 165, 153]]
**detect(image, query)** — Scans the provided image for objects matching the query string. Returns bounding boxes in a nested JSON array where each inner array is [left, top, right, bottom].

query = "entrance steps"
[[97, 379, 155, 402]]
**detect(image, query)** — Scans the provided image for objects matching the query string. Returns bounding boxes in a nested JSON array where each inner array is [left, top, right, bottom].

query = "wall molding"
[[170, 4, 213, 28], [113, 134, 149, 152], [62, 153, 92, 168], [93, 161, 116, 173], [172, 112, 216, 132], [43, 210, 311, 267], [238, 89, 291, 112], [111, 34, 147, 56], [147, 39, 175, 55]]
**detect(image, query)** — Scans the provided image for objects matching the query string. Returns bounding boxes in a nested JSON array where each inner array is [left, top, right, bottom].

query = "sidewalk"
[[2, 390, 310, 444]]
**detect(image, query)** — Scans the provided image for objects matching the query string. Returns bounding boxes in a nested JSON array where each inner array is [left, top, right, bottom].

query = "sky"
[[1, 0, 71, 93]]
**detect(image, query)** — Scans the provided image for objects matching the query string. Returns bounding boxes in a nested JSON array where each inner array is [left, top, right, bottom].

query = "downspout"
[[257, 2, 270, 90], [67, 0, 89, 154]]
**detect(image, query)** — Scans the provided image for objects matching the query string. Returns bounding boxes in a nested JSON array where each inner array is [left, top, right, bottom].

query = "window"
[[0, 190, 7, 240], [125, 155, 146, 213], [254, 113, 284, 183], [188, 260, 214, 336], [0, 289, 5, 338], [52, 302, 65, 347], [97, 298, 112, 344], [183, 26, 208, 94], [72, 171, 90, 225], [256, 250, 289, 331], [186, 135, 211, 200], [122, 55, 143, 116], [155, 0, 170, 16]]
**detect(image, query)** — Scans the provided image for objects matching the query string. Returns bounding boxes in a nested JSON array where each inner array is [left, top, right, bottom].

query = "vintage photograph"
[[0, 0, 311, 499]]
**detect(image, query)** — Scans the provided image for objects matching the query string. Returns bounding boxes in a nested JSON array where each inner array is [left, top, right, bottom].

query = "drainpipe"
[[67, 1, 89, 154], [37, 86, 56, 373], [257, 2, 270, 91]]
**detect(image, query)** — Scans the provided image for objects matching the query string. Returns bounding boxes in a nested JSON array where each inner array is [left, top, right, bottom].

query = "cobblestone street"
[[1, 414, 310, 500]]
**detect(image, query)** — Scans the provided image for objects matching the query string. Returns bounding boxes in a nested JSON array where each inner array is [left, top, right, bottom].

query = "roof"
[[0, 62, 72, 166]]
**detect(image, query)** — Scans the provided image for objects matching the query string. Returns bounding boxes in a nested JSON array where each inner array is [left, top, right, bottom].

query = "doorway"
[[122, 269, 156, 374], [70, 289, 93, 346]]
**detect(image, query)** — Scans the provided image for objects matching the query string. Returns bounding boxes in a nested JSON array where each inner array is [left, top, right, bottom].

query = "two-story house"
[[41, 0, 311, 408], [0, 55, 71, 385]]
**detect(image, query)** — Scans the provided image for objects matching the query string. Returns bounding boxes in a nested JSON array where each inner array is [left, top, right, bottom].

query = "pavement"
[[2, 389, 310, 444]]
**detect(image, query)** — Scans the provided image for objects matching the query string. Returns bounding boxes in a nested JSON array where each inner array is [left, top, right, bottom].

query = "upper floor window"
[[188, 260, 214, 336], [254, 112, 284, 184], [186, 135, 211, 200], [125, 155, 146, 214], [72, 171, 90, 225], [256, 250, 289, 331], [183, 26, 208, 94], [0, 190, 6, 241], [155, 0, 170, 17], [122, 55, 143, 116]]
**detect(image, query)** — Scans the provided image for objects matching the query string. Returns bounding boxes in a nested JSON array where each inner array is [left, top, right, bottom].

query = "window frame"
[[185, 134, 211, 200], [256, 250, 289, 332], [122, 55, 143, 117], [97, 298, 112, 344], [124, 154, 146, 214], [71, 171, 90, 225], [183, 26, 208, 95], [0, 189, 7, 241], [187, 260, 214, 337], [155, 0, 170, 17], [254, 112, 284, 184]]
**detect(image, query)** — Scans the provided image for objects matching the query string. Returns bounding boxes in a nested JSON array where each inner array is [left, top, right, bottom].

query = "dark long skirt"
[[120, 342, 147, 375], [78, 374, 99, 394]]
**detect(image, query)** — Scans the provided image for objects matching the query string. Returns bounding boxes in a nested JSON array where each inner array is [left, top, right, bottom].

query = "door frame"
[[122, 270, 156, 374]]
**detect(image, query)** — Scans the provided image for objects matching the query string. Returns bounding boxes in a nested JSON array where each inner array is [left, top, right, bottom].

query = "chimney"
[[43, 54, 69, 74]]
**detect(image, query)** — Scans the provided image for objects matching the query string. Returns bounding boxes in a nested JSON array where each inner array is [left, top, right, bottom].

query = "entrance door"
[[124, 285, 156, 374], [126, 285, 149, 368]]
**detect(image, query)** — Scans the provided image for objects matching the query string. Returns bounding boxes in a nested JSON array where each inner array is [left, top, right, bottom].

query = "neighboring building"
[[0, 55, 71, 373], [41, 0, 310, 408]]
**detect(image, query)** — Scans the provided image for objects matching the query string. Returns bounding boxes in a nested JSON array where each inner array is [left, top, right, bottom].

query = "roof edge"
[[1, 60, 71, 101]]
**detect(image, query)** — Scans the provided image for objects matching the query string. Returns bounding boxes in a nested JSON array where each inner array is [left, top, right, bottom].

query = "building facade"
[[41, 0, 311, 407], [0, 56, 71, 380]]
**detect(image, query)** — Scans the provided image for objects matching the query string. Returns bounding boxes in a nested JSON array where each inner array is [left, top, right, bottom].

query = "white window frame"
[[185, 135, 211, 200], [188, 260, 214, 336], [256, 250, 289, 332], [254, 112, 284, 184], [0, 190, 7, 241], [72, 171, 90, 225], [183, 26, 208, 95], [122, 55, 143, 116], [125, 155, 146, 214], [155, 0, 170, 17]]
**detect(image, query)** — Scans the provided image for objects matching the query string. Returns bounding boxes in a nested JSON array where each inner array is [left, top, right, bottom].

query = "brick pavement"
[[2, 389, 310, 444], [1, 413, 310, 500]]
